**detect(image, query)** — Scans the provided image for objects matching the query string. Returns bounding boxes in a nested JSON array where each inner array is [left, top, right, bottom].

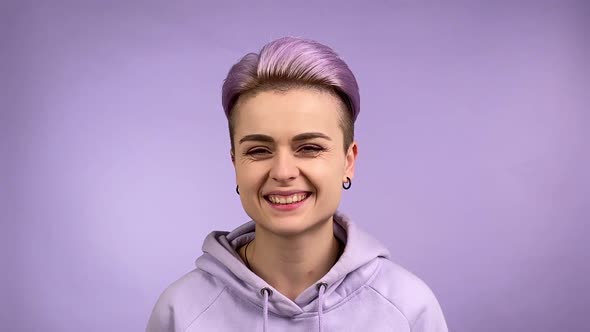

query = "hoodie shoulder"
[[367, 258, 448, 332], [146, 268, 226, 332]]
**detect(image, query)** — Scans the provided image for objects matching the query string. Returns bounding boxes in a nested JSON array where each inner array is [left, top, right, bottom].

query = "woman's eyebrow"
[[292, 132, 332, 142], [239, 134, 274, 145], [239, 132, 332, 145]]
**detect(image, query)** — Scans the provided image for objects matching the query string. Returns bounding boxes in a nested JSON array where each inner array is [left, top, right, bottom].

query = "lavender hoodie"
[[146, 212, 448, 331]]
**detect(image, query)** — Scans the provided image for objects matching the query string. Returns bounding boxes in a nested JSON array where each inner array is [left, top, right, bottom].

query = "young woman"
[[147, 37, 448, 332]]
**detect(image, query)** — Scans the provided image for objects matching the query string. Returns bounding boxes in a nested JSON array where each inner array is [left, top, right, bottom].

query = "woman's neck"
[[240, 218, 342, 301]]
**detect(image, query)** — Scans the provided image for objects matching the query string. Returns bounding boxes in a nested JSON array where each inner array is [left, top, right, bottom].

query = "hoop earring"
[[343, 177, 352, 190], [236, 185, 239, 195]]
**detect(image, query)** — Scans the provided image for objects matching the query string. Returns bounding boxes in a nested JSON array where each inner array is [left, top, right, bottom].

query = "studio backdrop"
[[3, 1, 588, 331]]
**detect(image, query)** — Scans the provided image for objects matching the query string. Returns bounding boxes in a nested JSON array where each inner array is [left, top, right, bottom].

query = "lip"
[[263, 190, 311, 196], [264, 192, 311, 212]]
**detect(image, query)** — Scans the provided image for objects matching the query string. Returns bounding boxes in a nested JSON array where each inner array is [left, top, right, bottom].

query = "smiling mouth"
[[264, 192, 311, 205]]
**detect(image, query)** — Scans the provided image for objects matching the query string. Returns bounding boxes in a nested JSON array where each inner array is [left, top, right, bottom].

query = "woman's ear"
[[344, 141, 358, 179]]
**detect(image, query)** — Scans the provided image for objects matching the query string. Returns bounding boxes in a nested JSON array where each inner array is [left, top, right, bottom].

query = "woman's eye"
[[299, 145, 324, 154], [246, 148, 271, 156]]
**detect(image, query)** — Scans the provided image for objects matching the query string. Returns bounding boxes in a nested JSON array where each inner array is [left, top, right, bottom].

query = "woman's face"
[[231, 88, 357, 237]]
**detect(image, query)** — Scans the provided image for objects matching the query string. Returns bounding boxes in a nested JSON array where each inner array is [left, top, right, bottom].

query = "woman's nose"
[[269, 151, 299, 182]]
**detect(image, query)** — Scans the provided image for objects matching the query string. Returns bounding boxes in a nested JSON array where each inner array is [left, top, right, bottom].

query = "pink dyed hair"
[[221, 37, 360, 152]]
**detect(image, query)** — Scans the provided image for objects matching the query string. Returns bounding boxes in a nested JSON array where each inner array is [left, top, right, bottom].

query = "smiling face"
[[231, 87, 358, 237]]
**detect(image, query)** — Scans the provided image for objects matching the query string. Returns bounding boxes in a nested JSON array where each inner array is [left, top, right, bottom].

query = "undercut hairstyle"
[[221, 37, 360, 154]]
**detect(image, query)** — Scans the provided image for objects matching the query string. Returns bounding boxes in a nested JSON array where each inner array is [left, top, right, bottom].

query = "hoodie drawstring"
[[261, 287, 272, 332], [316, 282, 328, 332], [259, 283, 327, 332]]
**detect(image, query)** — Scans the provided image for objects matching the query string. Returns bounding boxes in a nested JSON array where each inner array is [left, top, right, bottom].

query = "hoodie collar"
[[195, 211, 391, 317]]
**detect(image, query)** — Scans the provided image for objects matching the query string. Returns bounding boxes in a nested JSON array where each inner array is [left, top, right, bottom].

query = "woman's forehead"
[[234, 115, 341, 143], [234, 89, 343, 131]]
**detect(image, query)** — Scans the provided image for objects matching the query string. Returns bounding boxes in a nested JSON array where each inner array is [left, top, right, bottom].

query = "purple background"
[[3, 1, 589, 331]]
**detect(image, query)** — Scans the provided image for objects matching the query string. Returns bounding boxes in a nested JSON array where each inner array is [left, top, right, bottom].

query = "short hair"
[[221, 36, 360, 153]]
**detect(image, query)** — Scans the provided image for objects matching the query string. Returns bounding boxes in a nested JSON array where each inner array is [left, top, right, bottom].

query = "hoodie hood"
[[195, 211, 391, 318]]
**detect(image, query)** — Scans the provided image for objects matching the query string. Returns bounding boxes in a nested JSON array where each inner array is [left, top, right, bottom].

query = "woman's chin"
[[258, 215, 334, 238]]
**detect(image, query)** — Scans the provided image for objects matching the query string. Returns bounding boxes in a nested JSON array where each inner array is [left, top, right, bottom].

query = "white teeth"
[[267, 193, 308, 204]]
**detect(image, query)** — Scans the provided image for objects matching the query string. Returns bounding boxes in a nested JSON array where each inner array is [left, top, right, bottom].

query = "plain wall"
[[3, 1, 589, 331]]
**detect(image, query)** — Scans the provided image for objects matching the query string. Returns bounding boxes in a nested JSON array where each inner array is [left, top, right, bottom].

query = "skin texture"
[[231, 88, 358, 300]]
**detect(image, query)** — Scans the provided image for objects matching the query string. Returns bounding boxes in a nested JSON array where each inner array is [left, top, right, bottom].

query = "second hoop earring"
[[343, 177, 352, 190], [236, 185, 240, 195]]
